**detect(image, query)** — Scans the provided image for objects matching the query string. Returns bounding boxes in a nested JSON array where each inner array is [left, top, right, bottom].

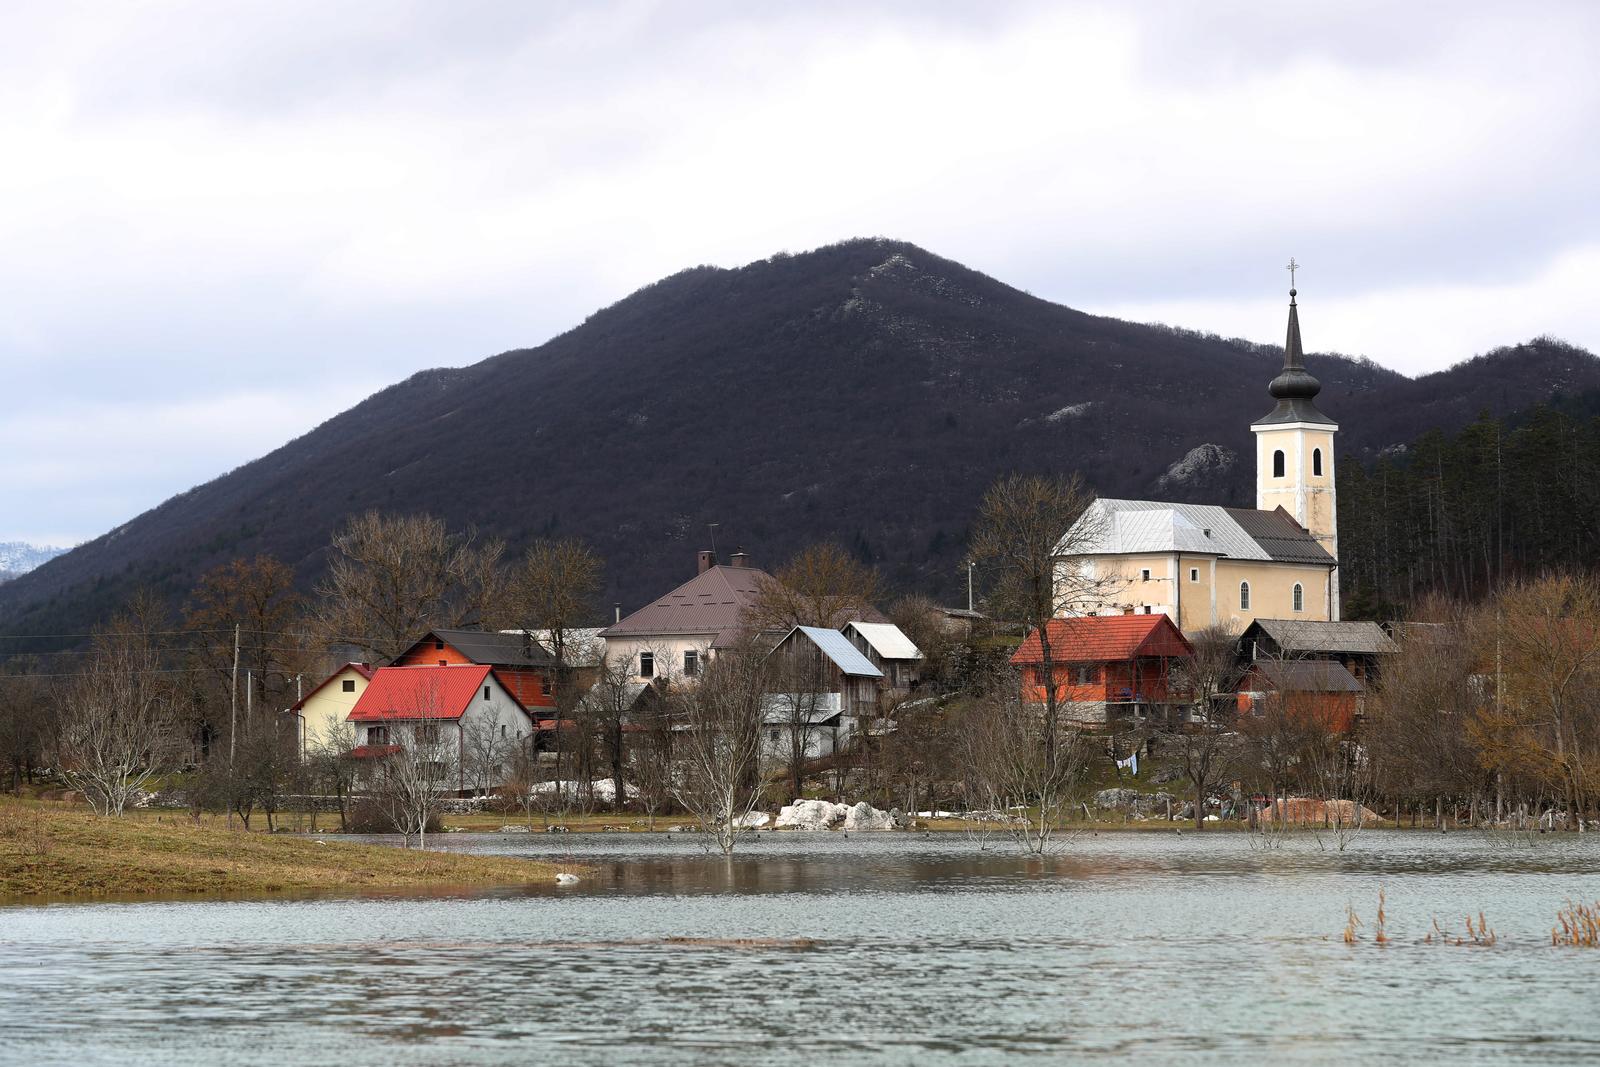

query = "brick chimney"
[[730, 551, 750, 568], [697, 549, 716, 574]]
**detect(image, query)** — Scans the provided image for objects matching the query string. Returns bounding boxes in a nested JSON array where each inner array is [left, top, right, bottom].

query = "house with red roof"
[[347, 664, 534, 792], [1010, 615, 1195, 727], [392, 628, 558, 712]]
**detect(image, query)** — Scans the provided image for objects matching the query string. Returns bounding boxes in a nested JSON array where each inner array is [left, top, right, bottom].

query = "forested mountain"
[[1340, 386, 1600, 616], [0, 543, 67, 585], [3, 238, 1598, 635]]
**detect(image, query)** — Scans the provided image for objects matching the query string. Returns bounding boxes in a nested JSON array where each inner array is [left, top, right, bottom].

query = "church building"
[[1055, 283, 1340, 632]]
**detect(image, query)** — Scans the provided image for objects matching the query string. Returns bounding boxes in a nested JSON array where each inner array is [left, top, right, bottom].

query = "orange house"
[[1010, 615, 1195, 727], [392, 628, 558, 711], [1235, 659, 1363, 733]]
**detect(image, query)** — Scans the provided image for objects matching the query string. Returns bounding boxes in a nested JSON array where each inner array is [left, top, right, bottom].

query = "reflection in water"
[[3, 832, 1599, 1066]]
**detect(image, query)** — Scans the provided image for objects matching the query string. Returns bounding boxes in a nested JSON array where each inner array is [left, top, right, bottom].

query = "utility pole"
[[967, 560, 975, 613], [228, 623, 239, 830]]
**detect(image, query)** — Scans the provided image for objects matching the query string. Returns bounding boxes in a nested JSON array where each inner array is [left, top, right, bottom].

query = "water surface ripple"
[[3, 831, 1598, 1065]]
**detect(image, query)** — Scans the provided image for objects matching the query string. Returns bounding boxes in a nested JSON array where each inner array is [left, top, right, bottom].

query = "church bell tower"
[[1251, 272, 1339, 615]]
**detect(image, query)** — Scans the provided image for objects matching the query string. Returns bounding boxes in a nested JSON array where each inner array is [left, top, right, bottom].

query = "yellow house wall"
[[1214, 560, 1332, 630], [1066, 554, 1331, 633], [299, 666, 370, 752], [1254, 424, 1337, 554]]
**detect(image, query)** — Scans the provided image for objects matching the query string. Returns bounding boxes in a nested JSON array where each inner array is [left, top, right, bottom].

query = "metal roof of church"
[[1064, 499, 1334, 566]]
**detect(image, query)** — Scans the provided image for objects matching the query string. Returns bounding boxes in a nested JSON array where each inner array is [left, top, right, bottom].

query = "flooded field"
[[3, 831, 1599, 1065]]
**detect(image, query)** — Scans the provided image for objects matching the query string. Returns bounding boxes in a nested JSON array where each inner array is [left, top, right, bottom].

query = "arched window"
[[1240, 581, 1251, 610], [1292, 583, 1304, 612], [1313, 448, 1323, 477], [1273, 450, 1286, 478]]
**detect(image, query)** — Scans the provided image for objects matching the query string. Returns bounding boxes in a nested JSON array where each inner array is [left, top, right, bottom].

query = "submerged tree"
[[670, 639, 770, 854]]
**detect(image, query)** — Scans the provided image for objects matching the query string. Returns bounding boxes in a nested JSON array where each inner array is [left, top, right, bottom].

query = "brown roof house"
[[598, 550, 773, 683]]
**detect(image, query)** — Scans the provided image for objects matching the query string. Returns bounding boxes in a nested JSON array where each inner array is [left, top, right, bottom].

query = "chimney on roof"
[[697, 549, 716, 574], [614, 602, 622, 623], [730, 550, 749, 568]]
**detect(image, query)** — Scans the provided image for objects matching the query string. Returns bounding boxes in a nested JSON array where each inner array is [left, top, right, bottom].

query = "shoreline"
[[0, 798, 570, 903]]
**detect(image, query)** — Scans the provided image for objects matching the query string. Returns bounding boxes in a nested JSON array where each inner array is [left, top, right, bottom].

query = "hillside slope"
[[3, 238, 1596, 630]]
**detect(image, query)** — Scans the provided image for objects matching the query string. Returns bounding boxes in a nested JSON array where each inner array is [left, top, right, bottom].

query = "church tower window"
[[1292, 583, 1304, 612], [1239, 581, 1251, 610], [1313, 448, 1323, 477], [1273, 450, 1285, 478]]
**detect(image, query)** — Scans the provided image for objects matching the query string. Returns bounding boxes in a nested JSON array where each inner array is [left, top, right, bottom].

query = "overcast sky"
[[3, 1, 1598, 547]]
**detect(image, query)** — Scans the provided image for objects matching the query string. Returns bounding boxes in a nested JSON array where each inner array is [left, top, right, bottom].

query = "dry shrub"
[[1424, 912, 1497, 946], [1553, 901, 1600, 947], [0, 809, 54, 856]]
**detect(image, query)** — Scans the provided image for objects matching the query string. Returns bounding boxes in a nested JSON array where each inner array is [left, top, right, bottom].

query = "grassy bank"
[[0, 798, 567, 900]]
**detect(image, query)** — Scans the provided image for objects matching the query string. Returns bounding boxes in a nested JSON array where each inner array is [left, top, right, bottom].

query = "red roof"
[[289, 662, 374, 712], [1010, 615, 1195, 665], [348, 664, 494, 722]]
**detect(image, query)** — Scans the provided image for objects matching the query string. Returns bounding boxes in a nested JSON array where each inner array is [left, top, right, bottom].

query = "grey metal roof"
[[844, 621, 923, 661], [1251, 659, 1364, 693], [1248, 619, 1398, 655], [598, 564, 774, 638], [425, 628, 555, 667], [792, 626, 884, 678], [1224, 508, 1337, 565], [1063, 499, 1333, 566]]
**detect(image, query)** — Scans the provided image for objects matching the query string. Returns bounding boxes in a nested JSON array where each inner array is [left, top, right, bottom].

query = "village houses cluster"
[[288, 287, 1388, 793]]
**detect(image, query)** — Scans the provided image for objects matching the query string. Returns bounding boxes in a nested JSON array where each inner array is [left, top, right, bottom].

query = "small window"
[[1240, 581, 1251, 610], [1313, 448, 1323, 477], [483, 686, 491, 701], [1141, 605, 1152, 614], [639, 652, 654, 679], [1292, 583, 1304, 612], [1140, 568, 1151, 581], [416, 724, 440, 744], [684, 650, 699, 676], [1273, 450, 1286, 478], [501, 725, 507, 738], [368, 726, 386, 745], [341, 679, 356, 693], [435, 639, 446, 651], [541, 676, 552, 696], [1190, 568, 1199, 582], [1075, 666, 1092, 685], [438, 660, 447, 666]]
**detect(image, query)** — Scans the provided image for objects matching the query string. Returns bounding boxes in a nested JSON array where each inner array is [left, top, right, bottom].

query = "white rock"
[[732, 811, 771, 829], [842, 801, 899, 831], [555, 872, 580, 885], [775, 799, 849, 830]]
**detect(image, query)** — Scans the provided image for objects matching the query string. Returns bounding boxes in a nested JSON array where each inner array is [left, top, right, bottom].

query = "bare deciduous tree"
[[749, 543, 881, 631], [958, 665, 1091, 853], [315, 511, 514, 662], [58, 619, 179, 816], [1169, 625, 1243, 831], [967, 472, 1106, 852], [514, 537, 604, 670], [670, 640, 770, 853]]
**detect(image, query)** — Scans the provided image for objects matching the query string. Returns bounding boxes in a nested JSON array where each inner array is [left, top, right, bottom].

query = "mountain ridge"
[[3, 237, 1596, 633]]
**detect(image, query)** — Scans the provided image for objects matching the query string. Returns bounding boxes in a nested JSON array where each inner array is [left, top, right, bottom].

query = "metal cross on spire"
[[1286, 257, 1300, 288]]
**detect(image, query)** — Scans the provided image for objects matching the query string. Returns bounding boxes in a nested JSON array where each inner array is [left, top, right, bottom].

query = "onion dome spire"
[[1252, 262, 1335, 427]]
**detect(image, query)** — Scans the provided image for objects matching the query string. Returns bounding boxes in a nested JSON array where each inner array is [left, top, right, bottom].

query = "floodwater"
[[3, 830, 1600, 1066]]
